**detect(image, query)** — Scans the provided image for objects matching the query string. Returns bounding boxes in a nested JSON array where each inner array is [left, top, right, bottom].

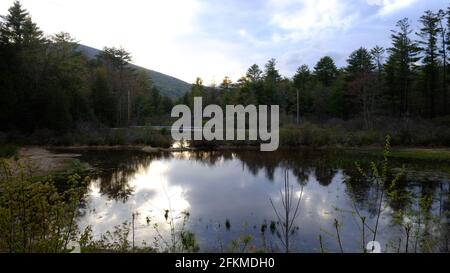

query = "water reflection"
[[75, 149, 450, 252]]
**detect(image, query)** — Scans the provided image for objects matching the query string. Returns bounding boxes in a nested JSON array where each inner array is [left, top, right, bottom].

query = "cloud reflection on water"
[[76, 150, 449, 252]]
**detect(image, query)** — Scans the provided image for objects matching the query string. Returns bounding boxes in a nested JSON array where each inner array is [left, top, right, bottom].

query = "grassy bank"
[[388, 149, 450, 161], [0, 124, 172, 148], [1, 117, 450, 151], [279, 119, 450, 148], [337, 145, 450, 161]]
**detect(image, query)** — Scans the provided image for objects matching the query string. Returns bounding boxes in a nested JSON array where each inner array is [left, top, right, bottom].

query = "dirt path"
[[17, 147, 81, 175]]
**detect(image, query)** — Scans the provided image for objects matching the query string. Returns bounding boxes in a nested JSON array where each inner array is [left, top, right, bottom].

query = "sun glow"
[[80, 160, 191, 243], [131, 161, 191, 222]]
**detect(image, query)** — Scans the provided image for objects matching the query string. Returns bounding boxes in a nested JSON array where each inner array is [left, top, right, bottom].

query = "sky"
[[0, 0, 448, 84]]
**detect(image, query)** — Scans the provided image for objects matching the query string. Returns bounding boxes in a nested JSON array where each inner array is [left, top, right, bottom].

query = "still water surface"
[[71, 149, 449, 252]]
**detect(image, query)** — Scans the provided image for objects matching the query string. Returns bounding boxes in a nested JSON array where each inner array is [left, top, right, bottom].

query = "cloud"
[[238, 29, 248, 38], [366, 0, 418, 16], [0, 0, 444, 84], [269, 0, 359, 38]]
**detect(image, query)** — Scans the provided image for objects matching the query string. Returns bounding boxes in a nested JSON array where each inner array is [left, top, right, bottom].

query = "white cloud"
[[0, 0, 440, 84], [238, 29, 248, 38], [269, 0, 357, 34], [271, 33, 282, 43], [367, 0, 418, 16]]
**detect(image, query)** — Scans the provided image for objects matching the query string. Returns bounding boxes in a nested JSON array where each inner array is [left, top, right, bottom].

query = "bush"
[[0, 159, 87, 252], [280, 127, 301, 146], [0, 144, 19, 158], [106, 129, 127, 145]]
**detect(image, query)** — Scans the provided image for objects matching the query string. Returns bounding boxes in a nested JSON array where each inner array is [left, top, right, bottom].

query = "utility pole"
[[296, 89, 300, 125], [132, 212, 135, 252], [127, 89, 131, 126]]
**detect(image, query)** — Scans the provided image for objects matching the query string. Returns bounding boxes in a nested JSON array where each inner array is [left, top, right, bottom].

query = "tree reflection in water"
[[75, 148, 449, 252]]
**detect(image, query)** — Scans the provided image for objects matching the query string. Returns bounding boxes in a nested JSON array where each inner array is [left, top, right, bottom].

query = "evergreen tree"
[[235, 76, 256, 106], [97, 47, 134, 126], [246, 64, 264, 105], [186, 77, 204, 108], [417, 11, 440, 117], [371, 46, 386, 115], [263, 58, 281, 105], [438, 7, 450, 115], [0, 1, 44, 53], [346, 47, 376, 128], [246, 64, 262, 83], [371, 46, 385, 75], [387, 18, 421, 116], [91, 68, 117, 127], [293, 64, 313, 115], [314, 56, 338, 87], [347, 47, 375, 77], [293, 64, 311, 92], [0, 1, 46, 132], [50, 32, 92, 124]]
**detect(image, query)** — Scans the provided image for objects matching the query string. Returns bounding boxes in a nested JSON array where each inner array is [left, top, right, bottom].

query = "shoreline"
[[39, 144, 450, 162], [44, 143, 450, 152], [11, 147, 83, 176], [9, 144, 450, 176]]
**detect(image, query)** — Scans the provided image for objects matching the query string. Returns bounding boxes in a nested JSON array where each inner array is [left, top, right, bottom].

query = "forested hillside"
[[1, 1, 450, 146], [77, 45, 191, 99], [0, 1, 178, 134]]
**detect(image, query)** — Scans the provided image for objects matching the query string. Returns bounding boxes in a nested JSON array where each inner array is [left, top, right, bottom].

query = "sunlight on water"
[[75, 150, 450, 252], [79, 160, 190, 244], [171, 140, 190, 149]]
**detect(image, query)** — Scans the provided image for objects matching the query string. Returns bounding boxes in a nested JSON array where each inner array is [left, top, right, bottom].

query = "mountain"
[[77, 44, 191, 99]]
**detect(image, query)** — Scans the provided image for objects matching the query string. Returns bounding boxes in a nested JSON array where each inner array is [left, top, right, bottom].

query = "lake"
[[70, 148, 450, 253]]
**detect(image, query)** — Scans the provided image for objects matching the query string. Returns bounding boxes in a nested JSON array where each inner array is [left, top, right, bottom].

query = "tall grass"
[[270, 169, 304, 253]]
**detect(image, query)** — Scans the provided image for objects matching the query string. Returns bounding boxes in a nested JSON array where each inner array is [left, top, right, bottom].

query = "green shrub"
[[299, 122, 315, 146], [106, 129, 127, 145], [280, 127, 301, 146], [0, 144, 18, 158], [0, 159, 87, 252]]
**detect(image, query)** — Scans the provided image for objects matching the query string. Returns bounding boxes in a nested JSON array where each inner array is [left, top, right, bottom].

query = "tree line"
[[182, 5, 450, 129], [1, 1, 450, 136], [0, 1, 174, 134]]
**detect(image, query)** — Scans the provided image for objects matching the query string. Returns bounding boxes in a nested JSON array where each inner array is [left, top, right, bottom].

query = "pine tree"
[[371, 46, 386, 115], [50, 32, 92, 124], [346, 47, 376, 128], [187, 77, 204, 108], [91, 68, 117, 127], [98, 47, 134, 126], [384, 54, 400, 115], [293, 65, 313, 116], [246, 64, 264, 105], [246, 64, 262, 83], [437, 9, 447, 115], [371, 46, 385, 70], [0, 1, 29, 46], [347, 47, 375, 77], [387, 18, 421, 116], [417, 11, 440, 117], [0, 1, 46, 132], [293, 65, 311, 92], [314, 56, 338, 87], [263, 58, 281, 105]]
